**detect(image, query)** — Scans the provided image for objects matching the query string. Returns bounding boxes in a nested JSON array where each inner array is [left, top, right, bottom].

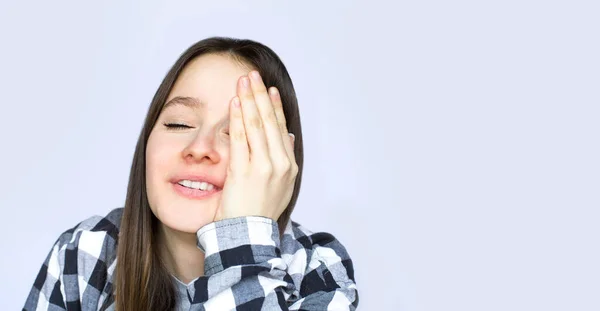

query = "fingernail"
[[250, 71, 261, 81], [269, 87, 279, 96], [233, 97, 240, 107], [288, 133, 295, 139], [241, 77, 250, 88]]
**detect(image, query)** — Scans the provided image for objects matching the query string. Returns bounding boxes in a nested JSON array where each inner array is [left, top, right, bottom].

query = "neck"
[[157, 223, 205, 284]]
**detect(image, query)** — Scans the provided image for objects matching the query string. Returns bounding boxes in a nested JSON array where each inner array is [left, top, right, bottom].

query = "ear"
[[288, 133, 295, 145]]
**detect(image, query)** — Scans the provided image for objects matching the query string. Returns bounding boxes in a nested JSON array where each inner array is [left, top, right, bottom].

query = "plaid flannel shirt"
[[23, 208, 358, 310]]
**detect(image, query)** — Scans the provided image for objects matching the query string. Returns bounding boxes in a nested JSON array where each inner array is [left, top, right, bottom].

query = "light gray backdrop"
[[1, 1, 598, 310]]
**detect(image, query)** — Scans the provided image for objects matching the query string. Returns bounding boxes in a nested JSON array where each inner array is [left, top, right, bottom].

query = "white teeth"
[[181, 180, 193, 188], [191, 181, 201, 189], [177, 179, 216, 191]]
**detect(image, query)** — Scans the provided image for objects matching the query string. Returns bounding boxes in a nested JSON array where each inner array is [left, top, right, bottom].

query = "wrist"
[[197, 216, 281, 275]]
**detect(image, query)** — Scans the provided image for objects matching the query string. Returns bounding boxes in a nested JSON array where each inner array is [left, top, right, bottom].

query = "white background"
[[1, 1, 598, 310]]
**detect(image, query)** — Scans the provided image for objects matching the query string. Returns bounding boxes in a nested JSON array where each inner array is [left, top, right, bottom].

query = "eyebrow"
[[162, 96, 230, 125], [163, 96, 205, 110]]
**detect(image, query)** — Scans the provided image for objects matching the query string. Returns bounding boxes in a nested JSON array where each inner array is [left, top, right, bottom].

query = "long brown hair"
[[114, 37, 304, 311]]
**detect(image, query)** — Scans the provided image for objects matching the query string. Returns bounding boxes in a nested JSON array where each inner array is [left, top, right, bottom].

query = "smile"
[[172, 182, 221, 200]]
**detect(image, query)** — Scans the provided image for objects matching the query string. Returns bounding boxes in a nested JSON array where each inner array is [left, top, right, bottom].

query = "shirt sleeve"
[[194, 216, 359, 310]]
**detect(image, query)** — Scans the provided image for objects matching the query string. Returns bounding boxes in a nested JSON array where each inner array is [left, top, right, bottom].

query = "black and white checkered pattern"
[[23, 208, 358, 310]]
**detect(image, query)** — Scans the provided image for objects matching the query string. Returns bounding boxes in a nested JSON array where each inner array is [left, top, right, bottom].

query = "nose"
[[181, 131, 221, 164]]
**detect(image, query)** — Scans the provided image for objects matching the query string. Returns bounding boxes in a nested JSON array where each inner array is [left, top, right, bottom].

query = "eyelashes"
[[163, 122, 192, 130], [163, 122, 229, 135]]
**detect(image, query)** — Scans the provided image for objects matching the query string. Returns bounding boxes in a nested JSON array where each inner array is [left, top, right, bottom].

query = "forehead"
[[166, 53, 251, 111]]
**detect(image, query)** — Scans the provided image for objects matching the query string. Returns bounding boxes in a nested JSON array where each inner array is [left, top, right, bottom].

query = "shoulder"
[[25, 208, 124, 310], [74, 207, 123, 234], [54, 207, 123, 252], [48, 207, 123, 285], [51, 207, 123, 275]]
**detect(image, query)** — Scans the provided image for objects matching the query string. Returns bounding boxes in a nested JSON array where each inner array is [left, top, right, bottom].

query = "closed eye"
[[163, 122, 192, 130]]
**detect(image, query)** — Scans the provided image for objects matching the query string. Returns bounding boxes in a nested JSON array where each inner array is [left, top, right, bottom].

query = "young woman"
[[23, 37, 358, 311]]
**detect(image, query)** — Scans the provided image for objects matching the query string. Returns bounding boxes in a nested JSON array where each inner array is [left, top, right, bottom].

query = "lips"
[[172, 182, 221, 200], [169, 173, 224, 190]]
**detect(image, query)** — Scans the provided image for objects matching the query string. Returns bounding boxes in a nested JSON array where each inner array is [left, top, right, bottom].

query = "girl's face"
[[146, 53, 251, 233]]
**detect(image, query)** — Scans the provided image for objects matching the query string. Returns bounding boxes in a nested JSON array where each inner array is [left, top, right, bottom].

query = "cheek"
[[218, 136, 232, 161], [217, 141, 232, 177], [145, 133, 179, 192], [147, 137, 166, 168], [221, 145, 231, 165]]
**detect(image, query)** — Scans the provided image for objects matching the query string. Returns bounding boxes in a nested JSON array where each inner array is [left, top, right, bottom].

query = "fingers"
[[248, 71, 287, 162], [228, 96, 249, 171], [268, 87, 295, 163], [236, 71, 298, 181], [238, 76, 270, 164], [267, 86, 289, 136]]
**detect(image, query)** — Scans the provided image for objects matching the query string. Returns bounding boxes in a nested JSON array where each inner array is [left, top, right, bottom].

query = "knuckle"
[[280, 126, 288, 136], [254, 88, 268, 96], [277, 113, 288, 127], [272, 96, 283, 109], [232, 108, 243, 118], [267, 110, 278, 124], [232, 130, 246, 141], [276, 160, 291, 174], [257, 163, 273, 176], [242, 90, 254, 99], [290, 163, 299, 176], [250, 117, 263, 129]]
